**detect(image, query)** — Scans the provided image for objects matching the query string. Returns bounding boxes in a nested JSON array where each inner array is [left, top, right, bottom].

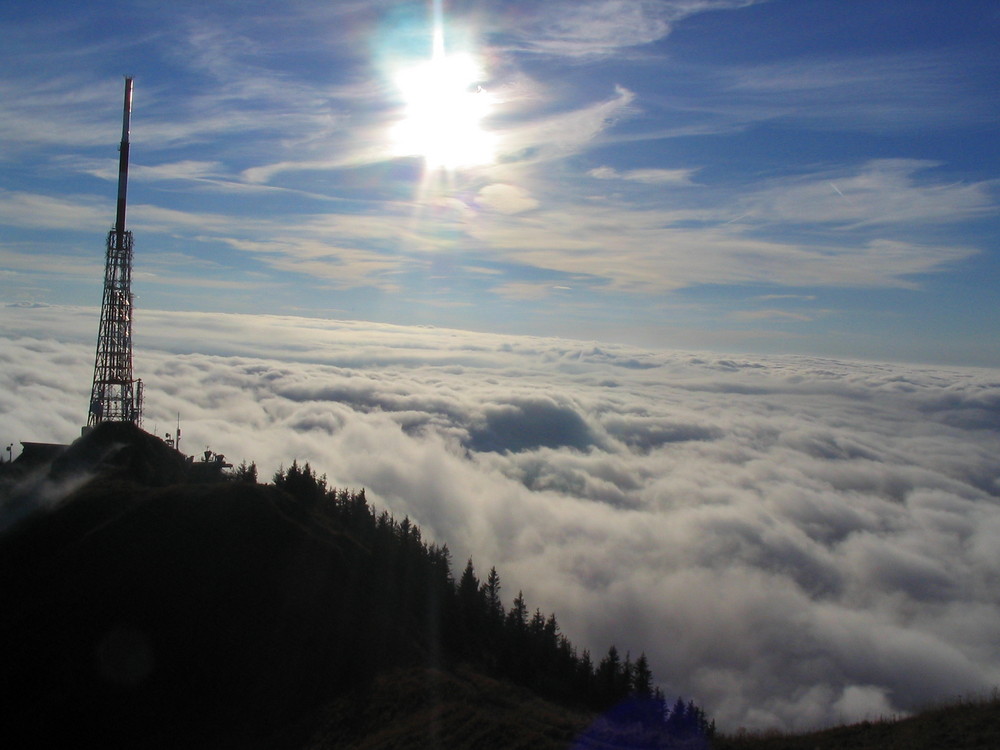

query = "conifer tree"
[[482, 566, 502, 622], [234, 460, 257, 483], [458, 558, 480, 603], [507, 591, 528, 630], [633, 653, 653, 697]]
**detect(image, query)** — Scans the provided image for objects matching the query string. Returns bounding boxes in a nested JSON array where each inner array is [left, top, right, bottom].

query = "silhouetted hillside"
[[1, 480, 354, 747], [4, 425, 997, 747], [0, 426, 711, 749]]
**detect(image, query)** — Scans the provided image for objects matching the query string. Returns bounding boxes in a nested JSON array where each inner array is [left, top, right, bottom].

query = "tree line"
[[256, 459, 715, 743]]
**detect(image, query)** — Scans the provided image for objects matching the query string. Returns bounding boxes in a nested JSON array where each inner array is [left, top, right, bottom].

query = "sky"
[[2, 0, 1000, 734], [1, 0, 998, 365]]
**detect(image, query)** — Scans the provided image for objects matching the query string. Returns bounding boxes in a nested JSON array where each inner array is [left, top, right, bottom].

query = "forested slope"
[[0, 423, 711, 749]]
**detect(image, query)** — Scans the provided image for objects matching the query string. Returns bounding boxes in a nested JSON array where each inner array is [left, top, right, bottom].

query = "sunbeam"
[[390, 3, 495, 170]]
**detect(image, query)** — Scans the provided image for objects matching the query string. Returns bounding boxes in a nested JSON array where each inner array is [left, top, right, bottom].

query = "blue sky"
[[2, 0, 999, 366]]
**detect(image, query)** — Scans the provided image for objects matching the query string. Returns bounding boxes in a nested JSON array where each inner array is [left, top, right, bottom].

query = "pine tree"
[[234, 460, 257, 483], [596, 645, 622, 705], [507, 591, 528, 630], [482, 566, 502, 622], [621, 651, 634, 699], [633, 652, 653, 697], [458, 558, 480, 603]]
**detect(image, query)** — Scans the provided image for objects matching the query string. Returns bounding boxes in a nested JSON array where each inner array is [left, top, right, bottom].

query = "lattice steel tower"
[[87, 77, 143, 429]]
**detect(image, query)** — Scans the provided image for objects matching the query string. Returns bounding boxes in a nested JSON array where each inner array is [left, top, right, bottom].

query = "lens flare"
[[390, 9, 495, 170]]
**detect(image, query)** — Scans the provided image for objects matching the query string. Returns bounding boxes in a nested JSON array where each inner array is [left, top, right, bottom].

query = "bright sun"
[[391, 45, 495, 170]]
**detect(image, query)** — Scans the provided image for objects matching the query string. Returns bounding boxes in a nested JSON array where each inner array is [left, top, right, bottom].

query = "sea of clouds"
[[2, 305, 999, 731]]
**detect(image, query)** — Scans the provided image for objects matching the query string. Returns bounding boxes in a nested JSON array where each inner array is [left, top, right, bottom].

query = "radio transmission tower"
[[87, 77, 143, 429]]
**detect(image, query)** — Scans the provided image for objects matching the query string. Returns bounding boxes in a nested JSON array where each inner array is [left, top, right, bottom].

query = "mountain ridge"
[[0, 423, 710, 748]]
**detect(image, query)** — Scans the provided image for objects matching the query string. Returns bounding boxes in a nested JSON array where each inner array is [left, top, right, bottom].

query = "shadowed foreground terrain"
[[305, 666, 592, 749]]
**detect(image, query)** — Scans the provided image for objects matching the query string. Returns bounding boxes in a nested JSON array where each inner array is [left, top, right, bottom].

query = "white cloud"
[[0, 190, 109, 232], [733, 309, 816, 322], [507, 1, 761, 58], [742, 159, 997, 228], [494, 85, 637, 165], [3, 309, 999, 732], [475, 184, 539, 214], [720, 51, 996, 130], [65, 157, 225, 184], [589, 166, 699, 185], [465, 201, 976, 292], [0, 247, 100, 283], [490, 282, 561, 301], [10, 157, 982, 299]]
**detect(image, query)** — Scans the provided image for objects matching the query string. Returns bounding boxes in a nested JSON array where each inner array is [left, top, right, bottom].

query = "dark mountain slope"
[[3, 425, 995, 748], [0, 425, 710, 749], [0, 478, 369, 748]]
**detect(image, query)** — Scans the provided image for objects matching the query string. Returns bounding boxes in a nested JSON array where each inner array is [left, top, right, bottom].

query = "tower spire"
[[87, 77, 143, 430]]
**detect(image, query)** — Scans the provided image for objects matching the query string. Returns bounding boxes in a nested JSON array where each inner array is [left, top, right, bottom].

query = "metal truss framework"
[[87, 77, 142, 428]]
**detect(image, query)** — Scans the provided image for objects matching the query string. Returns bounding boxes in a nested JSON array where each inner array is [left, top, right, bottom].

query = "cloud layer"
[[3, 308, 999, 731]]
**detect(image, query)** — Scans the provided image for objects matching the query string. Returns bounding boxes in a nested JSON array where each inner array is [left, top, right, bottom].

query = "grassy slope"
[[306, 666, 594, 750], [713, 695, 1000, 750]]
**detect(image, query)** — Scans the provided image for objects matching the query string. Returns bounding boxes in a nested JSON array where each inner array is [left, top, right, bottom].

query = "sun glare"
[[391, 48, 495, 170]]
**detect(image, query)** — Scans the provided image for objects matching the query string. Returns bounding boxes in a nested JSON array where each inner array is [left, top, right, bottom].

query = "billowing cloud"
[[3, 308, 999, 732]]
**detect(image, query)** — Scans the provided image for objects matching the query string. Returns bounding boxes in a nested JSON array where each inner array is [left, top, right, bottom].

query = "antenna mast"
[[87, 77, 143, 429]]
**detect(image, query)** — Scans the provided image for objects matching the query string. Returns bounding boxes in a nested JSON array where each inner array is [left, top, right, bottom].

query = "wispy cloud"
[[475, 183, 539, 214], [720, 51, 997, 129], [4, 153, 988, 304], [0, 247, 99, 281], [503, 0, 762, 58], [732, 309, 817, 322], [464, 202, 976, 293], [0, 190, 109, 232], [740, 160, 998, 228], [491, 282, 566, 301], [756, 294, 817, 301], [496, 85, 637, 164], [589, 166, 699, 185]]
